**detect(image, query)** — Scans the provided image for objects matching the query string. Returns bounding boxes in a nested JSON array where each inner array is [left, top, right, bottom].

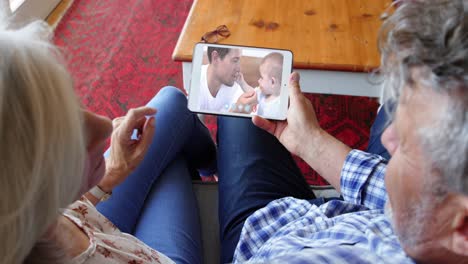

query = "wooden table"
[[173, 0, 392, 98]]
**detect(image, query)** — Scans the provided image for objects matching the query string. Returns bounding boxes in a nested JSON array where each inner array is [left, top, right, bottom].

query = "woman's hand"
[[98, 107, 157, 192]]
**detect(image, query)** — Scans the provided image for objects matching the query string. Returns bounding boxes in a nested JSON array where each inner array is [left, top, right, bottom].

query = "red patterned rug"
[[53, 0, 379, 186]]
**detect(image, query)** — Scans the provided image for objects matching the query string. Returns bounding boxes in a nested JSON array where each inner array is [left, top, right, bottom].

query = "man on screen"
[[199, 47, 257, 113]]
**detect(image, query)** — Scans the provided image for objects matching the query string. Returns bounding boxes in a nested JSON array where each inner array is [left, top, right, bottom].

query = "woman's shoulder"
[[64, 197, 119, 234]]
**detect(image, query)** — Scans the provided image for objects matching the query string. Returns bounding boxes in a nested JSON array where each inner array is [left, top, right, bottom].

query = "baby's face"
[[258, 63, 280, 96]]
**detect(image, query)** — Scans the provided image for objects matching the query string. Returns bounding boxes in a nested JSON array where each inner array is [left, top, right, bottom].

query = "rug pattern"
[[53, 0, 379, 186]]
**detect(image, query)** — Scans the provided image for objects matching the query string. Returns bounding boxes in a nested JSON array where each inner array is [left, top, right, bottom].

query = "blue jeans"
[[217, 106, 391, 263], [97, 87, 216, 264], [366, 105, 393, 160], [217, 117, 317, 263]]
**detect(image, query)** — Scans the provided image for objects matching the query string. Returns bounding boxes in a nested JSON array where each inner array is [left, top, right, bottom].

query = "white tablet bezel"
[[188, 43, 293, 120]]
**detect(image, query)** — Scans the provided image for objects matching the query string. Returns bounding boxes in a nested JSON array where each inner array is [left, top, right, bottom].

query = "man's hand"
[[253, 72, 351, 191], [231, 90, 258, 113], [98, 107, 157, 192], [252, 72, 321, 158]]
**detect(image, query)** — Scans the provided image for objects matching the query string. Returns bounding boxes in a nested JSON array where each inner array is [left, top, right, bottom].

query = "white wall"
[[8, 0, 61, 23]]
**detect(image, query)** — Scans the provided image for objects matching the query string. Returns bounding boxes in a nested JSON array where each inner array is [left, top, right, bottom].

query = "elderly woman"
[[0, 18, 216, 263]]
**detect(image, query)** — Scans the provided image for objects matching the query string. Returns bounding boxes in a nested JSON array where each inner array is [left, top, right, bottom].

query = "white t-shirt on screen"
[[254, 87, 281, 118], [199, 64, 244, 112]]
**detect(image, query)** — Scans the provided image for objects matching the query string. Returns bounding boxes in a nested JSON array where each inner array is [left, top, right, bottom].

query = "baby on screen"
[[237, 52, 283, 117]]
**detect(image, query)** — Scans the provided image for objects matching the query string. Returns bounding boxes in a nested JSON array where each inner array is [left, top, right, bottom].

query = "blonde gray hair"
[[0, 16, 86, 263], [379, 0, 468, 196]]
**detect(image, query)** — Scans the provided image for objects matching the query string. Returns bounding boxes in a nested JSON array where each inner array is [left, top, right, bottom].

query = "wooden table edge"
[[172, 0, 382, 73], [173, 55, 379, 73], [172, 0, 199, 62]]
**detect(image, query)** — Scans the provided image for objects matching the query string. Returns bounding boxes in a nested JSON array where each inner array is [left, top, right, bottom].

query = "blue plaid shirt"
[[233, 150, 415, 264]]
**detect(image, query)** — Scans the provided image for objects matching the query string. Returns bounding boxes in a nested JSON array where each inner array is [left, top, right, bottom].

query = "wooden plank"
[[172, 0, 391, 71], [46, 0, 74, 28]]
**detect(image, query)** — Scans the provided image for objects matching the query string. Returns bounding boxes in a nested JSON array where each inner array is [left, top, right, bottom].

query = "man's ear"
[[211, 51, 219, 64], [449, 195, 468, 256]]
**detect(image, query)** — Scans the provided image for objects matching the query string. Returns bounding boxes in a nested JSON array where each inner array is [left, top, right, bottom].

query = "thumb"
[[289, 72, 302, 99], [245, 90, 255, 97], [137, 116, 156, 153]]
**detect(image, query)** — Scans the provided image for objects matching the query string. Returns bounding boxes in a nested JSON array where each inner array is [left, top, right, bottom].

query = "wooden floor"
[[46, 0, 73, 27]]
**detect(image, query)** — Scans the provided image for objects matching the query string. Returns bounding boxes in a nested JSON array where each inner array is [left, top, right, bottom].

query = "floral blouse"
[[62, 197, 174, 264]]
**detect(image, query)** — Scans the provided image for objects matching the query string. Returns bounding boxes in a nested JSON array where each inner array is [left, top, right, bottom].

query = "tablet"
[[188, 43, 293, 120]]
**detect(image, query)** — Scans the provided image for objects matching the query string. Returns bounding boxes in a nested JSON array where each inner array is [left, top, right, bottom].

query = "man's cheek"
[[385, 163, 397, 203]]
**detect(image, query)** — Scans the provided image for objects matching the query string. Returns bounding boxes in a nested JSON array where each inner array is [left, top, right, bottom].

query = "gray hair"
[[0, 15, 86, 264], [379, 0, 468, 196]]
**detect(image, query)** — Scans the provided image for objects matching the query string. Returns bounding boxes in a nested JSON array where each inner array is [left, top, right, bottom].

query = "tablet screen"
[[188, 43, 293, 120]]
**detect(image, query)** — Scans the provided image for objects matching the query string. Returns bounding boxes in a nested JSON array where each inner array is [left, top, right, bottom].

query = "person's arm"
[[236, 72, 255, 93], [85, 107, 157, 206], [254, 72, 389, 207], [301, 130, 351, 192], [84, 168, 120, 206], [253, 72, 350, 192], [340, 149, 388, 209], [84, 188, 102, 206], [230, 83, 258, 114]]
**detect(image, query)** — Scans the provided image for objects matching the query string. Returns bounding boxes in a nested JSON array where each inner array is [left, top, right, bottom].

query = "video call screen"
[[189, 44, 291, 120]]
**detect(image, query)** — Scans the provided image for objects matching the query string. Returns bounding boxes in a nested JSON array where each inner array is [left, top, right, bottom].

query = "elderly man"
[[216, 0, 467, 263]]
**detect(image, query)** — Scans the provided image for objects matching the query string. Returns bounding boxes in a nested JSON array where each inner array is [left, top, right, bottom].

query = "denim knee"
[[157, 86, 186, 103], [147, 86, 188, 112]]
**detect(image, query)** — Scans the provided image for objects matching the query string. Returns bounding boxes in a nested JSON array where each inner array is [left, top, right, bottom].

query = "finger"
[[133, 116, 148, 130], [112, 117, 124, 128], [122, 107, 157, 136], [288, 72, 302, 98], [243, 90, 256, 98], [134, 116, 149, 138], [121, 116, 149, 140], [126, 107, 157, 121], [252, 115, 277, 135], [135, 116, 156, 155]]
